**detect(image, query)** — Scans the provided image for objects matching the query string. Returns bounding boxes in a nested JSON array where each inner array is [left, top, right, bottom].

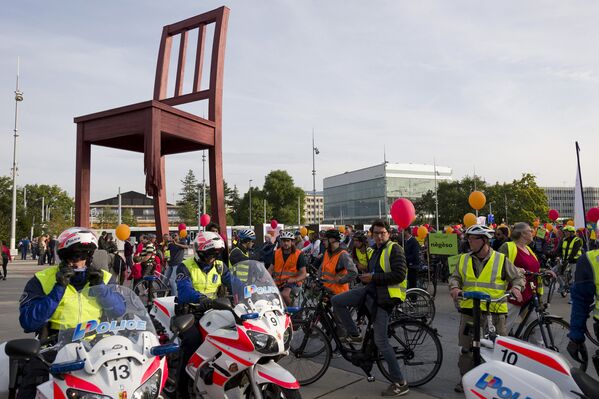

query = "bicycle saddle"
[[571, 367, 599, 398]]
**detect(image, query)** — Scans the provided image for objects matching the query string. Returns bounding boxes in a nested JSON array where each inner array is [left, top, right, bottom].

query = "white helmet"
[[465, 224, 494, 239], [279, 231, 294, 240], [237, 229, 256, 241], [57, 227, 98, 261], [194, 231, 225, 260]]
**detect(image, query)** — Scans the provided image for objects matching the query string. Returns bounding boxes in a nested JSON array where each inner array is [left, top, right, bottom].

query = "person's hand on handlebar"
[[510, 287, 523, 303], [450, 287, 462, 301]]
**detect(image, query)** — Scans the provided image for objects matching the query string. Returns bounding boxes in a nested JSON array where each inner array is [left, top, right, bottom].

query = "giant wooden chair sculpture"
[[74, 7, 229, 238]]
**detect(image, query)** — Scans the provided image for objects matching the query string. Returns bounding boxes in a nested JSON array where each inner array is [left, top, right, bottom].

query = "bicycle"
[[133, 270, 171, 308], [391, 288, 435, 325], [415, 263, 437, 297], [281, 279, 443, 387]]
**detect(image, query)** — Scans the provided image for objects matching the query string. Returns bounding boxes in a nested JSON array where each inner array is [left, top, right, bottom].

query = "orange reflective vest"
[[321, 250, 349, 295], [273, 249, 301, 286]]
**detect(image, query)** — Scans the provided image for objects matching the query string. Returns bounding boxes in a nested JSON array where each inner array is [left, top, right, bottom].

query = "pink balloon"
[[587, 207, 599, 223], [270, 219, 278, 229], [390, 198, 416, 229], [548, 209, 559, 221], [200, 214, 211, 227], [178, 223, 187, 231], [411, 226, 419, 236]]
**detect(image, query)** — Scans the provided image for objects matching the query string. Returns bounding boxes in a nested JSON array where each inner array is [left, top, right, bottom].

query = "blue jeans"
[[331, 286, 404, 383]]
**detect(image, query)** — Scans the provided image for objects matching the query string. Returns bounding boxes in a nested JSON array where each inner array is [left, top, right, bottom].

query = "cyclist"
[[351, 230, 373, 273], [269, 231, 308, 305], [17, 227, 125, 398], [559, 225, 583, 293], [229, 228, 255, 281], [567, 243, 599, 363], [174, 231, 240, 399], [331, 219, 407, 397], [317, 229, 358, 297], [449, 224, 524, 393]]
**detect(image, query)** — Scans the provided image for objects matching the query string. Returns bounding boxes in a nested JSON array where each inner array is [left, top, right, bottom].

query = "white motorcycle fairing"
[[252, 360, 300, 390], [150, 295, 177, 340]]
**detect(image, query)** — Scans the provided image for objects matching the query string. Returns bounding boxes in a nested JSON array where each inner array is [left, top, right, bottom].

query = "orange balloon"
[[338, 226, 346, 233], [533, 219, 540, 228], [468, 191, 486, 210], [179, 229, 188, 238], [546, 223, 554, 232], [417, 226, 428, 239], [115, 224, 130, 241], [464, 213, 477, 227], [300, 227, 308, 236], [567, 220, 575, 226], [444, 226, 453, 234]]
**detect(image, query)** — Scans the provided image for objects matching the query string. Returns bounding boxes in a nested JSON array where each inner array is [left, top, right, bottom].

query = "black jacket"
[[369, 240, 407, 308], [403, 236, 421, 269]]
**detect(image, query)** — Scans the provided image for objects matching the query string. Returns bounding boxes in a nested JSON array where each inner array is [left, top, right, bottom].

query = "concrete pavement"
[[1, 259, 597, 399]]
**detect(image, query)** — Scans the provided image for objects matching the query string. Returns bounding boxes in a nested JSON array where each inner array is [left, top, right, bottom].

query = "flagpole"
[[575, 141, 589, 251]]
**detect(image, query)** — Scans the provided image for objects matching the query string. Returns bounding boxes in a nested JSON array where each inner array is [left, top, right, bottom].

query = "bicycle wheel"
[[523, 316, 588, 371], [278, 325, 332, 385], [393, 289, 435, 325], [377, 319, 443, 387]]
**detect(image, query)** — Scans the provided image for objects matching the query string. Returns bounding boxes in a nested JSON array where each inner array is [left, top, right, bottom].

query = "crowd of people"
[[8, 216, 599, 398]]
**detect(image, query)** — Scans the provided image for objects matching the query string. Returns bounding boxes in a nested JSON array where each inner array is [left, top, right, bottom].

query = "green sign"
[[536, 228, 547, 239], [428, 233, 459, 255], [448, 254, 461, 274]]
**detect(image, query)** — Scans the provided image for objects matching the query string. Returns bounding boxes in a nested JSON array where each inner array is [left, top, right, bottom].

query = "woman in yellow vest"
[[17, 227, 124, 399], [269, 231, 307, 306], [351, 230, 373, 273], [448, 224, 524, 393]]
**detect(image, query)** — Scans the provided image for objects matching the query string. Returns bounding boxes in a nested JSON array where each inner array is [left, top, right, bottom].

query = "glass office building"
[[542, 187, 599, 220], [323, 163, 452, 224]]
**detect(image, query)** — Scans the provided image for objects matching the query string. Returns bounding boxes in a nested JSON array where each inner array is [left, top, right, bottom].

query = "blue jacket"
[[19, 270, 124, 334], [176, 259, 240, 304], [568, 254, 596, 343]]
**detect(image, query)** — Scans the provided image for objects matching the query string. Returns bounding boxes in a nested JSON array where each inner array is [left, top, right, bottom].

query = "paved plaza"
[[1, 260, 597, 398]]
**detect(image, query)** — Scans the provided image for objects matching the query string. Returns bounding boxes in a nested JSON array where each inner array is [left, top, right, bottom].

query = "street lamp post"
[[312, 130, 320, 224], [433, 159, 439, 231], [10, 58, 23, 256], [249, 179, 253, 227]]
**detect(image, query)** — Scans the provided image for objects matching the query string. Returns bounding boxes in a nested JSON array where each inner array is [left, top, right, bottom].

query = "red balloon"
[[270, 219, 278, 229], [411, 226, 419, 236], [178, 223, 187, 231], [390, 198, 416, 229], [200, 214, 211, 227], [587, 207, 599, 223], [548, 209, 559, 221]]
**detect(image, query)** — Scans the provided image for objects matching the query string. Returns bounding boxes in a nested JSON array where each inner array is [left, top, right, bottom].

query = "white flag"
[[574, 165, 585, 229]]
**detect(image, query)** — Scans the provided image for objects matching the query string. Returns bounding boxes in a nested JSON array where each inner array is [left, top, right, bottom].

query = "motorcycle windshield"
[[55, 284, 156, 351], [230, 260, 284, 313]]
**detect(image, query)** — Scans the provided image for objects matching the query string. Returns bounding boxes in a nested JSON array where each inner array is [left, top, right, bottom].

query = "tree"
[[263, 170, 305, 225], [177, 170, 199, 224], [485, 174, 549, 224], [122, 208, 137, 227], [97, 208, 118, 229], [235, 189, 272, 226]]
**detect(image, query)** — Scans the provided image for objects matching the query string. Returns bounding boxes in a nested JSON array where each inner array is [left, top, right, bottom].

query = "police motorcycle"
[[460, 291, 599, 399], [0, 285, 186, 399], [157, 260, 300, 398]]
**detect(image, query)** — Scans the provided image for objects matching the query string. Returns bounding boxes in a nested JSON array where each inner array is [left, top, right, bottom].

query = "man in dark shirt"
[[403, 228, 421, 289], [492, 226, 509, 251], [168, 232, 188, 267]]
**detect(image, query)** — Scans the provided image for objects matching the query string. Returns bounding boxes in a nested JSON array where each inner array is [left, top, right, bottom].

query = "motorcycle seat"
[[571, 367, 599, 398]]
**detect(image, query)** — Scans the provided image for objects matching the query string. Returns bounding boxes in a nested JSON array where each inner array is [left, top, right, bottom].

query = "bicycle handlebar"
[[456, 292, 514, 302]]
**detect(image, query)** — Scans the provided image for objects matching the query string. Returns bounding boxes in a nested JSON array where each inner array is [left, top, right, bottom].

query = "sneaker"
[[454, 382, 464, 393], [342, 334, 362, 344], [382, 381, 409, 397]]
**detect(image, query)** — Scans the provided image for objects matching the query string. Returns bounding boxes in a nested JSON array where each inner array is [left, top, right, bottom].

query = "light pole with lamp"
[[10, 57, 24, 256], [248, 179, 253, 227], [312, 130, 320, 224]]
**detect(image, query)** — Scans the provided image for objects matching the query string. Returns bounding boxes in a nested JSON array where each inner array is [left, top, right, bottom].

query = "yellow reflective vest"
[[356, 247, 373, 268], [458, 250, 508, 313], [586, 250, 599, 320], [35, 266, 112, 330], [183, 257, 223, 299], [378, 241, 406, 302], [506, 241, 543, 296], [562, 237, 583, 263]]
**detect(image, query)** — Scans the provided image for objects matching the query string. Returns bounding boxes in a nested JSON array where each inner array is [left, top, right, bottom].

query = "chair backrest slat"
[[174, 30, 188, 97], [193, 24, 207, 93]]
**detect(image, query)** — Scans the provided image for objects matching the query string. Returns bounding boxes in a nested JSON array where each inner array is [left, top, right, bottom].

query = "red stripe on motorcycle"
[[65, 374, 103, 394], [213, 370, 228, 386], [161, 357, 168, 390], [258, 371, 300, 389], [243, 321, 268, 333], [54, 382, 66, 399], [210, 342, 253, 366], [209, 327, 254, 352], [154, 301, 170, 317], [469, 389, 488, 399], [285, 314, 291, 329], [189, 352, 204, 368], [141, 356, 161, 384], [496, 339, 569, 375]]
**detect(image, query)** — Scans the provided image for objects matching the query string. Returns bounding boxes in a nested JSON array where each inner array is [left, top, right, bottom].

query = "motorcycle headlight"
[[65, 389, 111, 399], [246, 330, 278, 354], [133, 369, 161, 399], [284, 326, 292, 350]]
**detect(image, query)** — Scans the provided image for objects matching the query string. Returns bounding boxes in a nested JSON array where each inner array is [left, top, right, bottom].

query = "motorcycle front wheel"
[[245, 384, 301, 398]]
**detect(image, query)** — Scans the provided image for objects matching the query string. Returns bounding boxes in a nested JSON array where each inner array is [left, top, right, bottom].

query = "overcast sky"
[[2, 1, 599, 203]]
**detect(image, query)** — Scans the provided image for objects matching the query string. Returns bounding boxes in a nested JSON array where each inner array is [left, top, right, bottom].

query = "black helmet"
[[325, 229, 341, 241], [353, 230, 368, 242]]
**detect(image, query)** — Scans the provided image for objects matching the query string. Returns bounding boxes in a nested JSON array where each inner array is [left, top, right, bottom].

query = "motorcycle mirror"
[[241, 313, 260, 320], [150, 343, 180, 357], [170, 314, 195, 336], [5, 339, 41, 359]]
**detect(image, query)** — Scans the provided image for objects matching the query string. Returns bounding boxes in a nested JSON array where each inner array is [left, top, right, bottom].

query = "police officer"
[[18, 227, 125, 398], [449, 225, 524, 393], [559, 225, 583, 293], [229, 229, 255, 281], [175, 231, 239, 399]]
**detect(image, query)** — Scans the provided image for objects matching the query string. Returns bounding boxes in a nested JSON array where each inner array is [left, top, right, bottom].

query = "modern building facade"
[[304, 191, 324, 224], [90, 191, 180, 228], [323, 163, 452, 225], [542, 187, 599, 220]]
